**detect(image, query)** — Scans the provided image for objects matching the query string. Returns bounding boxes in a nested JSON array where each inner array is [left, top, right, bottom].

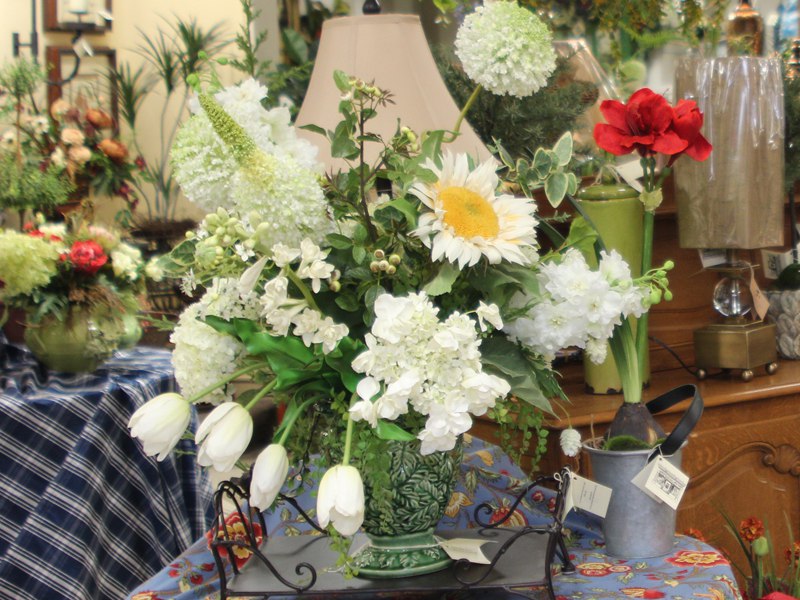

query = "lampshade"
[[673, 57, 784, 249], [295, 14, 492, 169]]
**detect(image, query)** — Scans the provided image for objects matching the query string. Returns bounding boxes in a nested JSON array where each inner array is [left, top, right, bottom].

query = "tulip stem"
[[187, 361, 269, 403], [342, 393, 357, 466], [276, 397, 318, 446], [244, 379, 278, 411]]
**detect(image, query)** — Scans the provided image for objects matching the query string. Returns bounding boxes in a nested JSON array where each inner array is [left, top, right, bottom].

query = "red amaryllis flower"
[[668, 99, 713, 165], [739, 517, 765, 543], [594, 88, 688, 158], [68, 240, 108, 275]]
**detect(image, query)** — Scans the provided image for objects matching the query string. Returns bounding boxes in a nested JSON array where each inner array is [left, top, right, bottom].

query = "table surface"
[[0, 338, 214, 600], [129, 436, 743, 600]]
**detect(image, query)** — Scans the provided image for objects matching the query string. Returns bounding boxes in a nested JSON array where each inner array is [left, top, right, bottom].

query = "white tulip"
[[316, 465, 365, 536], [128, 392, 191, 461], [250, 444, 289, 510], [195, 402, 253, 472]]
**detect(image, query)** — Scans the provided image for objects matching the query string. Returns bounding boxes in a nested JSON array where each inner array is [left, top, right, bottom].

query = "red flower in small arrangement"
[[785, 541, 800, 566], [739, 517, 766, 543], [68, 240, 108, 275], [206, 512, 264, 570]]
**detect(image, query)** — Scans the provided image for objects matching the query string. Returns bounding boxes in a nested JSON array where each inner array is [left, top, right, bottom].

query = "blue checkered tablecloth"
[[0, 338, 214, 600]]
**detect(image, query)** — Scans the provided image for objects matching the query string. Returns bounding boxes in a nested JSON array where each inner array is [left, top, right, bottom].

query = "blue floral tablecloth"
[[129, 435, 741, 600], [0, 338, 214, 600]]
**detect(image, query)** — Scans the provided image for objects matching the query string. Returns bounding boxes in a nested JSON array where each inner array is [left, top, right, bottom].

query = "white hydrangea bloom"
[[349, 291, 510, 454], [170, 303, 246, 405], [455, 1, 557, 98]]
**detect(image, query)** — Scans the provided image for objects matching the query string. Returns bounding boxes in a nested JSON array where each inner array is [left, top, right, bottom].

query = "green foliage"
[[785, 73, 800, 193], [0, 154, 73, 214], [0, 57, 44, 104], [435, 49, 598, 161]]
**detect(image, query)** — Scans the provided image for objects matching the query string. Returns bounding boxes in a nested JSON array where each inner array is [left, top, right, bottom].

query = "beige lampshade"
[[295, 14, 492, 170], [673, 57, 784, 249]]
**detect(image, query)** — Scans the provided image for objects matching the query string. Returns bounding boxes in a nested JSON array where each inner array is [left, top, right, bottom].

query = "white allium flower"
[[412, 152, 538, 268], [560, 428, 582, 457], [200, 277, 261, 321], [455, 0, 557, 98], [170, 303, 247, 404]]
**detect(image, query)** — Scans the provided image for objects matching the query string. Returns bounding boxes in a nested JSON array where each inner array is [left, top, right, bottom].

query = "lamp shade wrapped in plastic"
[[673, 57, 784, 249]]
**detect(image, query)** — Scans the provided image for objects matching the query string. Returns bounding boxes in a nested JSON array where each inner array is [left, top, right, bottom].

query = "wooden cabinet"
[[472, 360, 800, 574]]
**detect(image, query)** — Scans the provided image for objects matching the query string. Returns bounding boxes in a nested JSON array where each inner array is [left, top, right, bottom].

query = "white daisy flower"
[[411, 152, 538, 269]]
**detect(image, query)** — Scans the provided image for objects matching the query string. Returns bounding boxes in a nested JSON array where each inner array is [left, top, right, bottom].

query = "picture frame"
[[45, 46, 119, 134], [43, 0, 113, 33]]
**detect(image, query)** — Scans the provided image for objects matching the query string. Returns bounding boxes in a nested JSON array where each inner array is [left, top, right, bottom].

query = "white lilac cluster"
[[259, 239, 348, 354], [455, 1, 557, 98], [170, 279, 261, 404], [505, 249, 649, 364], [349, 292, 510, 455], [171, 80, 331, 249]]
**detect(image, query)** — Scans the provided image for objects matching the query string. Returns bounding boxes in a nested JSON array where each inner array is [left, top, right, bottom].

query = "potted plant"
[[127, 1, 680, 578], [0, 217, 163, 372], [0, 57, 73, 228], [574, 87, 712, 558]]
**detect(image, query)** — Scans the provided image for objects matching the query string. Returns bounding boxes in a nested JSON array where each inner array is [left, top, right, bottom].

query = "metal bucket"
[[583, 440, 683, 559]]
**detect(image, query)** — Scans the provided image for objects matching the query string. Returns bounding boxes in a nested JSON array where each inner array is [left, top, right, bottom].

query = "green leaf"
[[281, 28, 309, 64], [300, 123, 327, 137], [324, 338, 365, 393], [480, 335, 552, 412], [545, 171, 568, 208], [377, 197, 419, 227], [422, 262, 461, 296], [566, 172, 578, 196], [333, 70, 351, 92], [553, 131, 573, 166], [376, 420, 416, 441], [564, 216, 599, 260], [335, 293, 360, 312], [244, 331, 315, 365], [532, 148, 552, 179], [352, 245, 367, 264], [331, 123, 359, 159], [327, 233, 354, 250], [494, 139, 515, 169]]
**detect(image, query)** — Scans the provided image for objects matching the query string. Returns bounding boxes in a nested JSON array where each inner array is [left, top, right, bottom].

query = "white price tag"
[[563, 473, 612, 519], [698, 249, 727, 269], [631, 456, 690, 511], [437, 538, 495, 565], [761, 248, 798, 280], [614, 160, 644, 193], [749, 269, 770, 320]]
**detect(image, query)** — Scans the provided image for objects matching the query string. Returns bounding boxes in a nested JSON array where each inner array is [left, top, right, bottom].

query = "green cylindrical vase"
[[577, 184, 649, 394]]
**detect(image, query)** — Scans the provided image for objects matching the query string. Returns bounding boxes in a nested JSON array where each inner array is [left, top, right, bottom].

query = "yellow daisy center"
[[439, 186, 500, 239]]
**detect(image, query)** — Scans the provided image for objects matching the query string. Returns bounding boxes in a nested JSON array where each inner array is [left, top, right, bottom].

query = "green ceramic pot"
[[24, 305, 124, 373], [116, 312, 143, 350], [355, 437, 463, 578], [577, 184, 649, 394]]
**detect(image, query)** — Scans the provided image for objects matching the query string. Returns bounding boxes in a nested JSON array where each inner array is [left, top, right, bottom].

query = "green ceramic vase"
[[355, 437, 463, 578], [577, 184, 649, 394], [24, 305, 124, 373]]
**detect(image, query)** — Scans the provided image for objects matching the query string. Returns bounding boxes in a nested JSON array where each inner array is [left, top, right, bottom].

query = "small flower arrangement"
[[0, 216, 161, 324], [721, 513, 800, 600]]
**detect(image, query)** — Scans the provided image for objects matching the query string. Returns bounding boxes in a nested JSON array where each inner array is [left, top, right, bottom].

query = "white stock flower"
[[455, 1, 557, 98], [560, 428, 582, 457], [250, 443, 290, 509], [128, 393, 191, 461], [476, 301, 503, 332], [195, 402, 254, 472], [260, 275, 289, 316], [311, 317, 349, 354], [316, 465, 365, 536], [298, 259, 334, 293], [292, 308, 323, 346], [411, 152, 538, 268], [271, 243, 300, 267]]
